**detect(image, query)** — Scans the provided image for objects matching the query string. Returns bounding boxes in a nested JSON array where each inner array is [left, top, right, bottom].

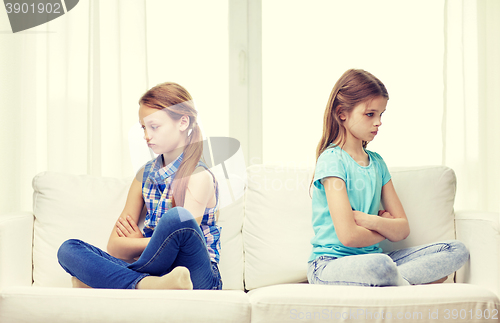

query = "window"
[[146, 0, 229, 138], [262, 0, 444, 167]]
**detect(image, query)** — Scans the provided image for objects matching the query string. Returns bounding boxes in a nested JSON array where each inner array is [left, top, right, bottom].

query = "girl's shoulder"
[[365, 149, 383, 158], [140, 155, 163, 181], [318, 144, 343, 159], [365, 149, 390, 177], [144, 157, 156, 171], [316, 145, 349, 167], [144, 157, 157, 169], [314, 146, 346, 177], [365, 149, 385, 164], [194, 160, 217, 184]]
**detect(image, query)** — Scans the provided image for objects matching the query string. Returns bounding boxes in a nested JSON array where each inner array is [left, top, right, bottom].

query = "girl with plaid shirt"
[[58, 82, 222, 290]]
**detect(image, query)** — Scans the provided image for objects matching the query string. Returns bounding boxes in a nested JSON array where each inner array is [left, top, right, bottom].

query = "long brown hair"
[[310, 69, 388, 193], [139, 82, 203, 207]]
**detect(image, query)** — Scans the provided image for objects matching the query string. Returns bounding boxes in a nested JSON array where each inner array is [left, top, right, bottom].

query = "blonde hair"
[[139, 82, 203, 207], [310, 69, 388, 193]]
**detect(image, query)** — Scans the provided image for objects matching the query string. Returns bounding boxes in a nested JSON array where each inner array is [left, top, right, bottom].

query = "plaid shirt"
[[141, 153, 221, 263]]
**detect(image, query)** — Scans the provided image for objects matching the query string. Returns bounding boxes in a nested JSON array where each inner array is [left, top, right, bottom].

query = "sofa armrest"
[[0, 212, 34, 290], [455, 210, 499, 296]]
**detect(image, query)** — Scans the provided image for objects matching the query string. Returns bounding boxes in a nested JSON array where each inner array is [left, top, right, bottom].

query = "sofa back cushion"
[[32, 172, 130, 287], [243, 165, 315, 290], [32, 171, 245, 290], [242, 165, 457, 290], [378, 166, 457, 253]]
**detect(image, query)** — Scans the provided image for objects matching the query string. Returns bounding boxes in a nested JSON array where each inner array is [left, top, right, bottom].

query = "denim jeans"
[[307, 240, 469, 286], [57, 207, 222, 290]]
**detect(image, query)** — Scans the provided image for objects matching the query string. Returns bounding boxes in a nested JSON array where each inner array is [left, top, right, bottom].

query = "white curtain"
[[260, 0, 499, 214], [1, 0, 498, 216], [0, 0, 149, 214], [444, 0, 500, 213]]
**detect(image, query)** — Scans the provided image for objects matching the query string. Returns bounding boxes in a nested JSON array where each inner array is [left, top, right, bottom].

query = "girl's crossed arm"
[[352, 180, 410, 242], [107, 166, 215, 261], [107, 176, 150, 261], [324, 177, 386, 248]]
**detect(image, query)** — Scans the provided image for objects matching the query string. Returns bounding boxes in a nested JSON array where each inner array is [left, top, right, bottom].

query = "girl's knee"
[[367, 254, 399, 286], [449, 240, 469, 264], [158, 207, 197, 226], [57, 239, 82, 263], [454, 240, 468, 255], [174, 207, 196, 223]]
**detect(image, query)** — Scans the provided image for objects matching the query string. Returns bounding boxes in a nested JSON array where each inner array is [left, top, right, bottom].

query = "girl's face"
[[138, 104, 189, 155], [341, 96, 387, 143]]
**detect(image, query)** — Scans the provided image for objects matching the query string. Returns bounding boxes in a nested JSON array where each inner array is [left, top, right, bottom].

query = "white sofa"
[[0, 164, 499, 323]]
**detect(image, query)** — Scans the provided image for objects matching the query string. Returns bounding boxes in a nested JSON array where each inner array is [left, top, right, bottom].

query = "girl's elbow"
[[344, 240, 364, 248], [402, 226, 410, 240], [339, 234, 360, 248], [390, 226, 410, 242], [338, 234, 353, 248], [401, 221, 410, 240], [341, 239, 355, 248]]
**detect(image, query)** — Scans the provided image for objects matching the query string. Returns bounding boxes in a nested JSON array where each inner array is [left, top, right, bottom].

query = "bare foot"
[[427, 276, 448, 284], [136, 266, 193, 290], [72, 276, 92, 288]]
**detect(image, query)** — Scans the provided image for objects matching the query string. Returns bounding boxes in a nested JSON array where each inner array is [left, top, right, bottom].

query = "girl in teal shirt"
[[308, 69, 469, 286]]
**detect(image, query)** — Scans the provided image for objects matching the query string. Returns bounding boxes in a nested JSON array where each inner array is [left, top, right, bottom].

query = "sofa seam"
[[250, 299, 499, 307]]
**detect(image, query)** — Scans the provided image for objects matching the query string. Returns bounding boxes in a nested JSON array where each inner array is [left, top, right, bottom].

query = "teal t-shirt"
[[309, 145, 391, 262]]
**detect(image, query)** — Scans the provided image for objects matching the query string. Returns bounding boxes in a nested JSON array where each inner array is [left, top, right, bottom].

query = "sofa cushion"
[[242, 165, 457, 290], [243, 165, 315, 290], [32, 171, 244, 290], [248, 283, 499, 323], [0, 287, 250, 323], [32, 172, 131, 287], [379, 166, 457, 253]]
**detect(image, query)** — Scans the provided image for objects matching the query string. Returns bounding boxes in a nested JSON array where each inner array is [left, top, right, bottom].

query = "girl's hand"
[[116, 216, 143, 239], [378, 210, 395, 219], [354, 211, 394, 229], [353, 210, 374, 228], [354, 210, 395, 228]]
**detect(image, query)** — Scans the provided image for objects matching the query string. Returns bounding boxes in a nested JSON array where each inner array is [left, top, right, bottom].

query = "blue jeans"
[[57, 207, 222, 290], [307, 240, 469, 286]]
